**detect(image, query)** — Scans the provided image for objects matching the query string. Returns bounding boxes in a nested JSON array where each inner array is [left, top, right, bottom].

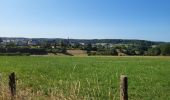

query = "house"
[[27, 40, 38, 46]]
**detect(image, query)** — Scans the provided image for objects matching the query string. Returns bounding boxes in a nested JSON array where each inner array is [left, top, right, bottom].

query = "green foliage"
[[86, 43, 92, 53], [0, 38, 2, 43], [1, 38, 170, 56], [94, 48, 117, 56], [160, 44, 170, 56], [147, 47, 161, 56], [0, 47, 47, 55], [6, 42, 16, 48], [0, 53, 30, 56], [61, 47, 67, 53], [60, 40, 67, 48], [110, 48, 117, 55]]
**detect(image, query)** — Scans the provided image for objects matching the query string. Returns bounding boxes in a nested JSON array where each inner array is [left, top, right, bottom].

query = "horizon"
[[1, 36, 168, 43], [0, 0, 170, 42]]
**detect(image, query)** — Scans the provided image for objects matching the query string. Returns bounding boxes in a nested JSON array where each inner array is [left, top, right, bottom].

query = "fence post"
[[0, 73, 2, 80], [9, 72, 16, 97], [0, 73, 1, 98], [120, 75, 128, 100]]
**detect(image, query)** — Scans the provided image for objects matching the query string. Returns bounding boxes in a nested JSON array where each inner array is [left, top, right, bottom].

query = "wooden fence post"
[[0, 73, 2, 81], [9, 72, 16, 97], [0, 73, 1, 97], [120, 75, 128, 100]]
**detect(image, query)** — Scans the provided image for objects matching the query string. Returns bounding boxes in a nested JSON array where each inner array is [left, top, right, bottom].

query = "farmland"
[[0, 56, 170, 100]]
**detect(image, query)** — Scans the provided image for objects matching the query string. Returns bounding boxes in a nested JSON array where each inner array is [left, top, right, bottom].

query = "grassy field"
[[0, 56, 170, 100]]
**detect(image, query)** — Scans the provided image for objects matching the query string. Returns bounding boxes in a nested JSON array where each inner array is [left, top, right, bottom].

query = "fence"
[[3, 72, 128, 100]]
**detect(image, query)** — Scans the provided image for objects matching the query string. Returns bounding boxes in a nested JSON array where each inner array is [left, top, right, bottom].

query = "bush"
[[147, 47, 161, 56], [0, 53, 30, 56], [160, 44, 170, 56], [29, 48, 47, 55], [0, 47, 47, 55]]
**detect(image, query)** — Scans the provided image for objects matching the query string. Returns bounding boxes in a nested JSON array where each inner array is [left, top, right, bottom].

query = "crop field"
[[0, 56, 170, 100]]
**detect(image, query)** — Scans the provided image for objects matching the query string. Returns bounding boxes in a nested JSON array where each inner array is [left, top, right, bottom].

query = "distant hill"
[[67, 39, 165, 46], [0, 37, 167, 46], [1, 37, 170, 56]]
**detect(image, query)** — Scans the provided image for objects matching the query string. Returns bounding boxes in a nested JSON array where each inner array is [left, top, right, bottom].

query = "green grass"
[[0, 56, 170, 100]]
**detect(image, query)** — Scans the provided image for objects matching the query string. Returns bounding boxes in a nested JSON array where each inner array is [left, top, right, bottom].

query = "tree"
[[86, 43, 92, 53], [60, 40, 67, 48], [160, 44, 170, 56], [0, 38, 2, 43], [0, 38, 2, 47], [110, 48, 118, 55], [147, 47, 161, 56], [6, 42, 16, 48]]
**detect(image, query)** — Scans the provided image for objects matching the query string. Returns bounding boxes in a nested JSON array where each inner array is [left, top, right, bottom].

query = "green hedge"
[[0, 53, 30, 56]]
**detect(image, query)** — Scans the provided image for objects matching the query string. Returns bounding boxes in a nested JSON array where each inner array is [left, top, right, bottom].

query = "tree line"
[[84, 43, 170, 56], [0, 38, 170, 56]]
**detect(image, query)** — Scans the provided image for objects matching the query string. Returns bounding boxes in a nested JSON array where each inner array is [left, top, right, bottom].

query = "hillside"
[[0, 37, 167, 45], [1, 37, 170, 56]]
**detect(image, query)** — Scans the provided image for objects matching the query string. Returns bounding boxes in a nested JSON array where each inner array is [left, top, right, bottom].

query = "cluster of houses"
[[0, 38, 118, 48], [0, 38, 37, 46], [1, 38, 142, 54]]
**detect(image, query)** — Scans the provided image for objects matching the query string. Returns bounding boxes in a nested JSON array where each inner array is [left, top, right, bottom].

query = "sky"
[[0, 0, 170, 41]]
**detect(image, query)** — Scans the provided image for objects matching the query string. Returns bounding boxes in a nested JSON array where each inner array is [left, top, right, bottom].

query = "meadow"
[[0, 56, 170, 100]]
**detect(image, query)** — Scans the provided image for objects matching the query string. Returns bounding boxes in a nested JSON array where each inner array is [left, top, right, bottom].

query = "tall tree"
[[86, 43, 92, 53], [0, 38, 2, 43]]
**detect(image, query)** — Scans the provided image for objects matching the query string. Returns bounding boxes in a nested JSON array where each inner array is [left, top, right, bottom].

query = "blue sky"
[[0, 0, 170, 41]]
